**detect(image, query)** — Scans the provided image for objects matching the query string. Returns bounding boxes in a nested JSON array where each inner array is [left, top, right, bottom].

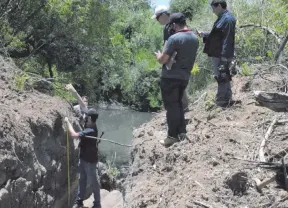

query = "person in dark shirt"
[[65, 108, 101, 208], [155, 13, 199, 146], [151, 5, 190, 112], [197, 0, 236, 107]]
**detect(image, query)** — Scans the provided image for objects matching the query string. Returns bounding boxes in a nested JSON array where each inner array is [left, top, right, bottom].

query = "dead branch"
[[278, 119, 288, 124], [259, 117, 278, 162], [192, 92, 207, 105], [192, 117, 217, 127], [239, 24, 281, 44], [186, 200, 213, 208], [275, 35, 288, 64], [267, 64, 288, 72], [253, 176, 276, 190]]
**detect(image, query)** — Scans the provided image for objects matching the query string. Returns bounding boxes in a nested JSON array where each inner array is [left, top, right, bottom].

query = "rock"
[[138, 131, 145, 138], [147, 130, 154, 136], [101, 190, 123, 208], [0, 66, 79, 208]]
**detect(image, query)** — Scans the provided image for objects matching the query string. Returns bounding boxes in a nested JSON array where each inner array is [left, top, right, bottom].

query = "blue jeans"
[[76, 159, 101, 208]]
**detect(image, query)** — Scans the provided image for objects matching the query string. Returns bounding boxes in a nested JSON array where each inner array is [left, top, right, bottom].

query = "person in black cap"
[[155, 12, 199, 146], [64, 108, 101, 208], [151, 5, 190, 113]]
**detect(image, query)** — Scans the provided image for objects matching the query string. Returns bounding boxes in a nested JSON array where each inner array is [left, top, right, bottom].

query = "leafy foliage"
[[1, 0, 287, 111]]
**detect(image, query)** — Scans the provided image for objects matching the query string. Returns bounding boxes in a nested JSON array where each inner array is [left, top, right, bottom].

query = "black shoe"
[[178, 133, 188, 141], [215, 100, 241, 108]]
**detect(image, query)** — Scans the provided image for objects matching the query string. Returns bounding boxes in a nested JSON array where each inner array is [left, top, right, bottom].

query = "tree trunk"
[[275, 35, 288, 64], [48, 60, 54, 78]]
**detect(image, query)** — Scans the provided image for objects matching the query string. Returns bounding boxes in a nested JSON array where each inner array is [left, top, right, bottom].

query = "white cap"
[[151, 5, 169, 19]]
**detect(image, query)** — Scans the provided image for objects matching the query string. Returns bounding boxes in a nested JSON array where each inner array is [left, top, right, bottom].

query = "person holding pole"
[[65, 108, 101, 208]]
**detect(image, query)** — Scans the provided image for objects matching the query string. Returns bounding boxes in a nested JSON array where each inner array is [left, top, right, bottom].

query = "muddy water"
[[96, 108, 153, 165]]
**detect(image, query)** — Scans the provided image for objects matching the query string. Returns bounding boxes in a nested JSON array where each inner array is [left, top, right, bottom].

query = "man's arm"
[[196, 29, 209, 42], [155, 51, 170, 65], [65, 84, 87, 110], [64, 117, 80, 138], [155, 37, 175, 65], [220, 19, 234, 60]]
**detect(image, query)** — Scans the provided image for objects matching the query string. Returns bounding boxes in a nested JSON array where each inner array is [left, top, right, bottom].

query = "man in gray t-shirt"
[[155, 13, 199, 146]]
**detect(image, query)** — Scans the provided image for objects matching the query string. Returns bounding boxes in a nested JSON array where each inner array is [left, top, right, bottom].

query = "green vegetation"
[[1, 0, 287, 111], [240, 62, 253, 76]]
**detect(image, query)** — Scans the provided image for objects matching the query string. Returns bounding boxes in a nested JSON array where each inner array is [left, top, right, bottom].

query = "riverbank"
[[121, 70, 288, 208]]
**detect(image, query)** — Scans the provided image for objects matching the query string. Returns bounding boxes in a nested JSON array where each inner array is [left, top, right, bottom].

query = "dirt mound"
[[0, 58, 80, 208], [120, 70, 288, 208]]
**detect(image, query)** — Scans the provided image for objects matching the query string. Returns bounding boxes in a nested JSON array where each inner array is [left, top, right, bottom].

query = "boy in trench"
[[65, 108, 101, 208]]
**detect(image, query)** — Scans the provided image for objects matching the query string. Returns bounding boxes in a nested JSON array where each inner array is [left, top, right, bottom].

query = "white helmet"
[[151, 5, 169, 19]]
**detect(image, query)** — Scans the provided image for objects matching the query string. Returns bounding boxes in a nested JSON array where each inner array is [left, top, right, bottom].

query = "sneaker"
[[160, 136, 179, 146], [92, 202, 101, 208], [216, 100, 242, 108], [178, 133, 188, 141]]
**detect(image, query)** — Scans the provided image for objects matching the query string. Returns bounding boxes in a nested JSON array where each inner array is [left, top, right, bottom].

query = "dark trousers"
[[160, 78, 188, 138]]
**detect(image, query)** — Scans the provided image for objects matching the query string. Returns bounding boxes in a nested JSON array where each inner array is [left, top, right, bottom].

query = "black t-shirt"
[[78, 126, 98, 163], [163, 23, 175, 43]]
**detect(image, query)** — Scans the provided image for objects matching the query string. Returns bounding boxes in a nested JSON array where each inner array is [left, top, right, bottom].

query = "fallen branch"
[[278, 119, 288, 124], [259, 117, 278, 162], [192, 117, 217, 127], [239, 24, 281, 44], [267, 64, 288, 72], [253, 176, 276, 190], [186, 200, 213, 208], [192, 92, 207, 105], [194, 180, 205, 190], [254, 91, 288, 111]]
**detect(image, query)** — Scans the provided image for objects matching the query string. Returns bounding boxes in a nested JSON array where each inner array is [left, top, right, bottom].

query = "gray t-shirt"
[[162, 31, 199, 80]]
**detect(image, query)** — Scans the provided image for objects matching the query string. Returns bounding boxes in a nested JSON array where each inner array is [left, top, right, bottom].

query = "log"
[[254, 91, 288, 112], [259, 117, 278, 162]]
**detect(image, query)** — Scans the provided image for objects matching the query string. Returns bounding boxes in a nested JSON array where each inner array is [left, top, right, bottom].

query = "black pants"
[[160, 78, 189, 138]]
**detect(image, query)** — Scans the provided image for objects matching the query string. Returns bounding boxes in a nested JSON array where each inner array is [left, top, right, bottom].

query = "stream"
[[95, 108, 153, 165]]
